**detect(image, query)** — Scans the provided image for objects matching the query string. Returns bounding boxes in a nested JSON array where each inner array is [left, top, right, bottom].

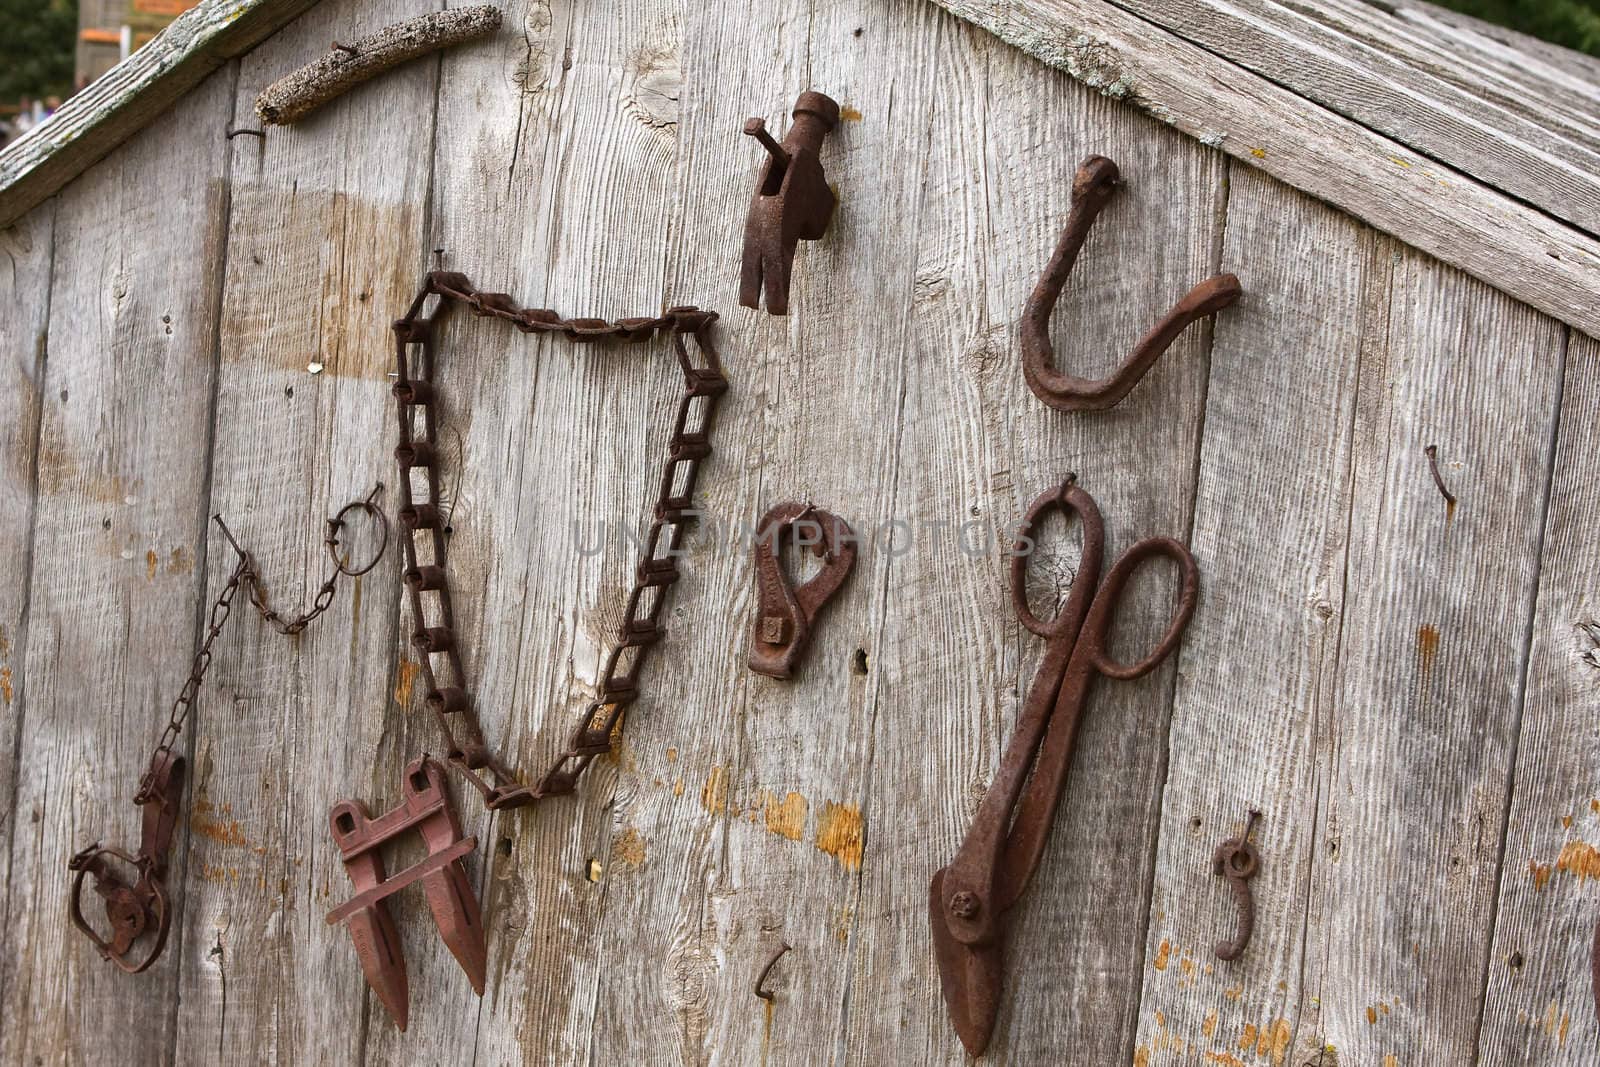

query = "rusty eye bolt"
[[739, 91, 840, 315]]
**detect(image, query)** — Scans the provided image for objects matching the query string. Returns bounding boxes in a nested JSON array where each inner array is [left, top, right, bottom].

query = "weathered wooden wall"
[[0, 1, 1595, 1064]]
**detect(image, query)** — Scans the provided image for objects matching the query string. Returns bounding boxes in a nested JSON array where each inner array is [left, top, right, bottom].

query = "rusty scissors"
[[930, 476, 1199, 1056]]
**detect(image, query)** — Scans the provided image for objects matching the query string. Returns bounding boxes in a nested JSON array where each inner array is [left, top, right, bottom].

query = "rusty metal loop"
[[1021, 154, 1242, 412], [1008, 479, 1104, 641], [325, 483, 390, 577], [1083, 536, 1201, 681]]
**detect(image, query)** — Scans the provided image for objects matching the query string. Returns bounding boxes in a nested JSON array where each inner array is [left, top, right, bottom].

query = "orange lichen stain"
[[1203, 1011, 1218, 1037], [1381, 1002, 1391, 1015], [1153, 939, 1172, 971], [1416, 625, 1440, 670], [1134, 1047, 1150, 1067], [1238, 1023, 1257, 1049], [1391, 156, 1414, 168], [840, 105, 863, 121], [199, 863, 240, 885], [393, 659, 419, 707], [1249, 147, 1266, 159], [1205, 1054, 1246, 1067], [0, 666, 12, 705], [666, 747, 678, 762], [1561, 1012, 1571, 1045], [673, 779, 685, 797], [1556, 840, 1600, 882], [1180, 956, 1196, 983], [146, 549, 158, 580], [1155, 1011, 1167, 1029], [1563, 815, 1574, 829], [606, 714, 633, 768], [836, 905, 853, 943], [701, 766, 728, 814], [1383, 1057, 1398, 1067], [764, 791, 807, 841], [1224, 984, 1243, 1000], [1367, 1006, 1378, 1025], [1591, 799, 1599, 815], [613, 826, 646, 868], [191, 815, 250, 848], [1260, 1019, 1292, 1064], [814, 801, 864, 869]]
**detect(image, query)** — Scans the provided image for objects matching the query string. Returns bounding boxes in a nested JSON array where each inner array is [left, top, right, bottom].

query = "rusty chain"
[[135, 488, 388, 802], [391, 269, 728, 810]]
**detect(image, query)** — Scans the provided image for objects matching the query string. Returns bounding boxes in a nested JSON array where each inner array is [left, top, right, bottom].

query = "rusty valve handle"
[[1022, 155, 1242, 412], [1213, 827, 1261, 961], [66, 750, 184, 974], [748, 502, 857, 679], [739, 90, 840, 315]]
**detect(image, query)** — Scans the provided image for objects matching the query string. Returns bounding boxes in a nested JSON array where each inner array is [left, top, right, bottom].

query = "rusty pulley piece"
[[931, 475, 1199, 1056], [66, 488, 385, 973], [748, 502, 857, 680], [326, 756, 485, 1031], [1213, 810, 1261, 961], [1022, 155, 1242, 411], [390, 270, 728, 810], [740, 90, 840, 315]]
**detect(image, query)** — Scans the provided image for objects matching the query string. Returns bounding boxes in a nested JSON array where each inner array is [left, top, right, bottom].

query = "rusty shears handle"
[[1022, 155, 1241, 412], [67, 750, 185, 974], [748, 502, 857, 679]]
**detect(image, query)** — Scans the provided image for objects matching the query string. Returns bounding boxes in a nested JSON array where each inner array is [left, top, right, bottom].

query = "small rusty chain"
[[391, 269, 728, 810], [135, 489, 389, 803]]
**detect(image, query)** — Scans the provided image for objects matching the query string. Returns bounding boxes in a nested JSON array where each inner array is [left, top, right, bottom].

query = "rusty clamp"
[[749, 502, 857, 679], [1022, 155, 1241, 411], [326, 756, 486, 1031], [67, 750, 184, 974], [740, 91, 841, 315]]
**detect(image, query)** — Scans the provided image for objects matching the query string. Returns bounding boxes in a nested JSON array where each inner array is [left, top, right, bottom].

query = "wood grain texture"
[[928, 0, 1600, 341], [1106, 0, 1600, 236], [0, 66, 235, 1066], [1293, 245, 1565, 1064], [1477, 331, 1597, 1067], [0, 0, 321, 229], [2, 1, 1599, 1064], [1133, 163, 1370, 1067], [167, 2, 439, 1063], [0, 203, 53, 1033]]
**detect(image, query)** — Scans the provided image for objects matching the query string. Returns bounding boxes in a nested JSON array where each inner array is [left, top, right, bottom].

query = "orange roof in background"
[[133, 0, 201, 14], [79, 27, 122, 44]]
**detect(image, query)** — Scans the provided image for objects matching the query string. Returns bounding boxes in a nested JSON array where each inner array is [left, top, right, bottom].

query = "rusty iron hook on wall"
[[1022, 155, 1242, 412], [739, 91, 840, 315], [1213, 809, 1261, 961]]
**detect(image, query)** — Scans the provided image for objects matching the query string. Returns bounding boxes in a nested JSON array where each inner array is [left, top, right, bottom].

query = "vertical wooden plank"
[[0, 202, 54, 1026], [1478, 331, 1596, 1067], [0, 68, 235, 1066], [841, 14, 1226, 1063], [1292, 253, 1564, 1063], [166, 2, 440, 1063], [577, 1, 947, 1064], [1131, 166, 1371, 1065], [397, 1, 687, 1063]]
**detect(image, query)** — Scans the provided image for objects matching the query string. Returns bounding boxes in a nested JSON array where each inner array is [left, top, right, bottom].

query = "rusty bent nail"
[[326, 756, 486, 1031], [748, 502, 857, 679], [1022, 155, 1242, 412], [754, 942, 793, 1002], [739, 91, 841, 315], [1212, 811, 1262, 961]]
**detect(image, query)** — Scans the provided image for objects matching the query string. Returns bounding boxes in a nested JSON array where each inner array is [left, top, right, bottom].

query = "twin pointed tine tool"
[[326, 756, 485, 1030], [930, 476, 1199, 1056]]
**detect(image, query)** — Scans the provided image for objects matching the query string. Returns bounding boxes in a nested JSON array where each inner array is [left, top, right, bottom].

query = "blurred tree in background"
[[1434, 0, 1600, 55], [1, 0, 78, 100]]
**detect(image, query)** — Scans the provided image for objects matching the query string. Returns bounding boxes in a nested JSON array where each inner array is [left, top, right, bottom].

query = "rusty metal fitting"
[[748, 502, 857, 680], [739, 91, 841, 315]]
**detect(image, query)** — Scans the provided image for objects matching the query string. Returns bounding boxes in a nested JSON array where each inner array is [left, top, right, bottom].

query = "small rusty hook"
[[754, 942, 793, 1002], [1213, 810, 1261, 961], [1022, 155, 1241, 412], [739, 91, 840, 316]]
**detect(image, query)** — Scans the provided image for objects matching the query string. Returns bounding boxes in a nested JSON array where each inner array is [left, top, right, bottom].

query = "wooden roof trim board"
[[0, 0, 319, 228], [929, 0, 1600, 338], [0, 0, 1597, 336]]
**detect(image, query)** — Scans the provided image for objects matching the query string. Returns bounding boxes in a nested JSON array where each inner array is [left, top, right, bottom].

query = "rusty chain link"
[[391, 269, 728, 810]]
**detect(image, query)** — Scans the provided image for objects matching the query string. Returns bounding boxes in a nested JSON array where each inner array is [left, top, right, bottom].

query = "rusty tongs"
[[67, 750, 184, 973], [930, 477, 1199, 1056]]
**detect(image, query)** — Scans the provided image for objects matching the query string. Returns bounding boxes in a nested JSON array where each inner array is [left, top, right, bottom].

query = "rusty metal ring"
[[324, 484, 390, 577]]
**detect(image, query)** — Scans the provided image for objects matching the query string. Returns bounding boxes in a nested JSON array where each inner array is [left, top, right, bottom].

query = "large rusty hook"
[[1022, 156, 1241, 412]]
